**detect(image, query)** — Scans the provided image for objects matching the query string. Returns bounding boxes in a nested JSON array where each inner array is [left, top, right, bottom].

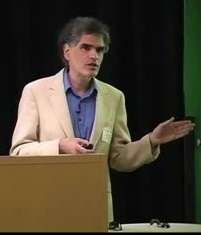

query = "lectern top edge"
[[0, 153, 107, 165]]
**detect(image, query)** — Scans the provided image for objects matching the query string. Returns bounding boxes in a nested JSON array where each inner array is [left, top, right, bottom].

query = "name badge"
[[102, 127, 112, 143]]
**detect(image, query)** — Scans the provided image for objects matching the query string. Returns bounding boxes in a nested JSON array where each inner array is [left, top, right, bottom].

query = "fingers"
[[76, 138, 90, 146], [169, 116, 175, 122], [74, 138, 94, 153], [76, 144, 94, 154], [59, 137, 94, 154], [171, 121, 194, 140], [161, 117, 195, 131], [171, 121, 195, 134], [174, 129, 192, 140], [172, 119, 194, 126], [160, 117, 175, 126]]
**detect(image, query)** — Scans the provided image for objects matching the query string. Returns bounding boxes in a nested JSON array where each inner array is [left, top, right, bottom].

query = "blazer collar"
[[48, 69, 74, 137], [89, 80, 108, 146]]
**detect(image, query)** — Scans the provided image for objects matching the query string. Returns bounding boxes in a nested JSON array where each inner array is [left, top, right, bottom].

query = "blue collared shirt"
[[63, 71, 97, 140]]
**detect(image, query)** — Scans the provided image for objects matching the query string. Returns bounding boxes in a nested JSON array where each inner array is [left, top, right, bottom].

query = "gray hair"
[[57, 16, 111, 66]]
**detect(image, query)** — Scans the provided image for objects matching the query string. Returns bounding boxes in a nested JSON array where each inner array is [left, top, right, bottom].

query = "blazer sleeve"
[[109, 93, 160, 172], [10, 84, 60, 156]]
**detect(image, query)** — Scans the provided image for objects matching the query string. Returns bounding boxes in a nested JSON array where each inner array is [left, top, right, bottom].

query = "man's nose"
[[89, 48, 99, 59]]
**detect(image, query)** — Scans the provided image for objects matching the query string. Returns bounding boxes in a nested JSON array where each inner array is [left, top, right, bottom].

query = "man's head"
[[57, 17, 110, 78]]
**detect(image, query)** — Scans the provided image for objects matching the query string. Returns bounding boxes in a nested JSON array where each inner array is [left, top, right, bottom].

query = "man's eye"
[[81, 45, 90, 51], [96, 47, 105, 53]]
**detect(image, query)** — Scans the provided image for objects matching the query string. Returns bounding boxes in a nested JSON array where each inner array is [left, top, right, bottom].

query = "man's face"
[[64, 34, 106, 79]]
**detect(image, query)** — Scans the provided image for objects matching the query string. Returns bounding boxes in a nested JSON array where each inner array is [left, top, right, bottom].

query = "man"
[[10, 16, 194, 223]]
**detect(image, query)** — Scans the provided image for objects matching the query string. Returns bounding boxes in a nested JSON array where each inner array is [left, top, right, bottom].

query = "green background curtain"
[[184, 0, 201, 223]]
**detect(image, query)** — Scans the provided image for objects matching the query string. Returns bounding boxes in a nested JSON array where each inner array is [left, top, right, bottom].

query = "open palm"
[[150, 117, 195, 146]]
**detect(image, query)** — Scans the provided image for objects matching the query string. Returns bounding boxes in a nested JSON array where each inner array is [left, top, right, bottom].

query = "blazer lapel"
[[48, 70, 74, 137], [90, 80, 107, 146]]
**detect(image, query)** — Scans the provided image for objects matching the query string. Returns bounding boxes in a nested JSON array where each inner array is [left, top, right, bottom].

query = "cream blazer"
[[10, 69, 160, 221]]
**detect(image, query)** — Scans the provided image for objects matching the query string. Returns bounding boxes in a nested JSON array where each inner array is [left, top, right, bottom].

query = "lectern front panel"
[[0, 154, 107, 232]]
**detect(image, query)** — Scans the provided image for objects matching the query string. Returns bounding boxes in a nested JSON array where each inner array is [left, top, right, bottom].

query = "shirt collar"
[[63, 69, 97, 96], [63, 69, 71, 92]]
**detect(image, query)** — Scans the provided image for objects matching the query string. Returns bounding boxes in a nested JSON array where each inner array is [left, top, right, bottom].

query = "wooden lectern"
[[0, 154, 107, 232]]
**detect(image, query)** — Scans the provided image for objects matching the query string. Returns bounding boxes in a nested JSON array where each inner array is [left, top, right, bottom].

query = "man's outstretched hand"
[[149, 117, 195, 147]]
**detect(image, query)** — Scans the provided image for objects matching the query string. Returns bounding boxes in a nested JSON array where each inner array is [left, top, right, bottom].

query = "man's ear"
[[63, 43, 70, 60]]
